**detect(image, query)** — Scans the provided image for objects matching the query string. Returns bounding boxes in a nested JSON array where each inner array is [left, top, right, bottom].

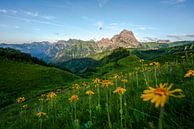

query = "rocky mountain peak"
[[120, 29, 133, 35], [97, 29, 139, 50]]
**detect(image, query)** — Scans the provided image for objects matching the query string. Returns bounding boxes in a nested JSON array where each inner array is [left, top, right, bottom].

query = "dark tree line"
[[0, 48, 47, 66]]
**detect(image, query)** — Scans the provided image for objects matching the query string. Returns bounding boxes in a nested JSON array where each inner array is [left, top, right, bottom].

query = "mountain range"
[[0, 29, 139, 63], [1, 29, 193, 65]]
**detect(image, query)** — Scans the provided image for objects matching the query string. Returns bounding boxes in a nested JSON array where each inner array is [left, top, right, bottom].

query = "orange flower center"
[[154, 88, 168, 96]]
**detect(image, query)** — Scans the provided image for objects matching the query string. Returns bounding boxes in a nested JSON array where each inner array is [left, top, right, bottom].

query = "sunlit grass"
[[1, 52, 194, 129]]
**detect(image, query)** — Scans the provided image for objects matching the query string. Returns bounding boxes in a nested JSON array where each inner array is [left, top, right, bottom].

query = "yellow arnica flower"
[[82, 82, 87, 86], [113, 87, 126, 95], [121, 79, 128, 83], [141, 83, 184, 108], [102, 80, 113, 88], [93, 78, 101, 84], [184, 70, 194, 78], [93, 78, 101, 87], [86, 90, 95, 95], [47, 92, 57, 100], [139, 59, 144, 63], [16, 97, 25, 103], [69, 95, 79, 102], [36, 112, 47, 118], [72, 84, 80, 90], [149, 62, 160, 67], [113, 74, 121, 79], [144, 64, 148, 67]]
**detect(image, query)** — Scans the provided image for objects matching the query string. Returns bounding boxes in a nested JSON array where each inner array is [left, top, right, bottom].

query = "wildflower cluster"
[[72, 84, 80, 90], [86, 90, 95, 95], [46, 92, 57, 100], [184, 70, 194, 78], [69, 95, 79, 102], [121, 79, 128, 83], [16, 97, 25, 103], [93, 78, 101, 87], [149, 62, 160, 67], [113, 87, 126, 95], [102, 80, 113, 88], [36, 112, 47, 118]]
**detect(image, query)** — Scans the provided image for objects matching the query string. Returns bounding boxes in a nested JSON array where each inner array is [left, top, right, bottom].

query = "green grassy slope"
[[0, 58, 80, 107], [1, 47, 193, 129], [0, 43, 194, 129]]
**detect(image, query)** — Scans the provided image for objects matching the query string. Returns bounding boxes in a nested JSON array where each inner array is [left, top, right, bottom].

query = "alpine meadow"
[[0, 0, 194, 129]]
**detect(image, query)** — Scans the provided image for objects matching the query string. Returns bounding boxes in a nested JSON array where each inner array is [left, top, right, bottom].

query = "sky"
[[0, 0, 194, 43]]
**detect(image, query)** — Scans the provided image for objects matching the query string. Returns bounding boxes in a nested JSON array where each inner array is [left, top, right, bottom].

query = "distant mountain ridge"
[[0, 29, 140, 63]]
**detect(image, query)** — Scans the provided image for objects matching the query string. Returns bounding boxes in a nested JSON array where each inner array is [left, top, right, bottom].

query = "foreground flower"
[[113, 74, 121, 79], [36, 112, 47, 118], [102, 80, 113, 88], [86, 90, 95, 95], [113, 87, 126, 95], [149, 62, 160, 67], [139, 59, 144, 63], [72, 84, 80, 90], [82, 82, 87, 86], [121, 79, 128, 83], [93, 78, 101, 84], [184, 69, 194, 78], [69, 95, 79, 102], [114, 87, 126, 129], [141, 83, 184, 108], [16, 97, 25, 103], [47, 92, 57, 100]]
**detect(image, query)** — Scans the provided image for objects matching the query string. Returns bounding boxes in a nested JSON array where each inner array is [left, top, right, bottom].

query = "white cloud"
[[107, 22, 121, 31], [107, 26, 120, 31], [161, 0, 186, 4], [82, 16, 95, 22], [0, 23, 7, 27], [23, 11, 39, 17], [0, 9, 18, 14], [0, 23, 20, 29], [42, 15, 56, 20], [0, 9, 7, 14], [185, 34, 194, 38], [138, 27, 146, 30], [10, 10, 18, 14], [98, 0, 110, 8], [134, 25, 156, 31], [144, 37, 158, 42], [14, 26, 20, 29], [109, 23, 118, 26], [167, 34, 183, 39], [167, 34, 194, 39]]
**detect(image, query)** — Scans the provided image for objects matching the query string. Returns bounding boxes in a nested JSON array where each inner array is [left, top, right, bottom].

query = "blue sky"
[[0, 0, 194, 43]]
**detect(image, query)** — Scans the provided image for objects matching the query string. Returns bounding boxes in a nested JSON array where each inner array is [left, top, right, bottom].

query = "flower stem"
[[89, 95, 92, 122], [141, 62, 149, 86], [74, 102, 77, 120], [155, 66, 158, 85], [136, 71, 139, 88], [119, 94, 123, 129], [97, 86, 101, 109], [106, 89, 112, 129], [158, 108, 164, 129], [40, 119, 42, 129]]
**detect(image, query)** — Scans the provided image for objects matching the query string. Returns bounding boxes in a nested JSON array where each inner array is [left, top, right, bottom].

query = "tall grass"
[[0, 55, 194, 129]]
